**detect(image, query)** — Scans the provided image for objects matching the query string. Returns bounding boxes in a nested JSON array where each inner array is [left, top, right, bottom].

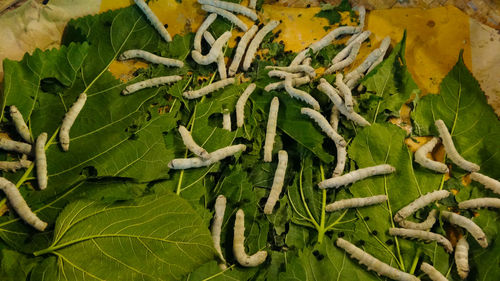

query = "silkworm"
[[0, 159, 32, 172], [183, 78, 235, 99], [284, 76, 320, 110], [122, 75, 183, 95], [0, 177, 47, 231], [222, 109, 231, 131], [236, 83, 257, 127], [211, 195, 227, 267], [336, 238, 419, 281], [203, 31, 227, 79], [353, 6, 366, 30], [118, 49, 183, 67], [420, 262, 448, 281], [458, 198, 500, 209], [333, 143, 347, 177], [366, 37, 391, 74], [318, 164, 395, 189], [300, 108, 346, 147], [435, 120, 480, 172], [330, 106, 339, 131], [414, 137, 449, 173], [389, 228, 453, 253], [198, 0, 258, 21], [309, 26, 360, 53], [191, 31, 232, 65], [470, 172, 500, 194], [134, 0, 172, 42], [264, 76, 310, 92], [178, 125, 209, 159], [441, 211, 488, 248], [265, 65, 316, 78], [263, 97, 279, 162], [35, 133, 48, 190], [290, 48, 310, 66], [0, 138, 32, 155], [201, 5, 248, 31], [9, 106, 31, 143], [228, 25, 258, 76], [335, 73, 354, 112], [302, 57, 312, 66], [194, 13, 218, 51], [455, 236, 469, 279], [168, 144, 246, 169], [394, 190, 450, 223], [59, 93, 87, 151], [263, 150, 288, 214], [248, 0, 256, 9], [234, 209, 268, 267], [326, 195, 387, 212], [317, 79, 370, 127], [397, 209, 438, 231], [242, 20, 280, 71], [325, 41, 362, 74], [340, 30, 371, 62], [267, 70, 302, 79]]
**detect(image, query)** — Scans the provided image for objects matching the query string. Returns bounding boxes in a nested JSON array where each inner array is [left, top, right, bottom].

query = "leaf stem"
[[298, 163, 320, 230], [409, 248, 421, 274], [317, 164, 327, 243]]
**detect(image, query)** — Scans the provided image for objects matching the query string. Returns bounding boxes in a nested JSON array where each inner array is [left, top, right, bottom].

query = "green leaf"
[[186, 261, 258, 281], [0, 249, 41, 281], [314, 0, 352, 26]]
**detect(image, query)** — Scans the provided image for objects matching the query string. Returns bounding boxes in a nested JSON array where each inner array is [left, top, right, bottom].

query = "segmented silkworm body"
[[398, 209, 438, 231], [264, 150, 288, 214], [236, 83, 256, 127], [0, 138, 32, 155], [191, 31, 232, 65], [455, 236, 469, 279], [330, 106, 340, 131], [243, 20, 280, 70], [366, 36, 391, 74], [300, 108, 346, 147], [222, 109, 231, 131], [35, 133, 48, 190], [268, 70, 302, 79], [265, 65, 316, 78], [59, 93, 87, 151], [333, 31, 370, 65], [394, 190, 450, 223], [414, 137, 449, 173], [248, 0, 256, 9], [168, 144, 246, 169], [420, 262, 448, 281], [326, 195, 387, 212], [264, 76, 310, 92], [441, 211, 488, 248], [325, 41, 362, 74], [228, 25, 258, 76], [333, 144, 347, 178], [0, 177, 47, 231], [201, 5, 248, 31], [203, 31, 227, 79], [290, 48, 310, 66], [335, 73, 354, 112], [118, 49, 183, 67], [319, 164, 395, 189], [211, 195, 227, 267], [458, 198, 500, 209], [122, 75, 182, 95], [9, 106, 31, 143], [194, 13, 218, 51], [263, 97, 279, 162], [198, 0, 258, 21], [234, 209, 268, 266], [388, 228, 453, 253], [178, 125, 209, 159], [284, 76, 320, 110], [336, 238, 419, 281], [435, 119, 480, 172], [353, 6, 366, 30], [134, 0, 172, 42], [0, 159, 32, 172], [469, 172, 500, 194], [183, 78, 235, 99], [309, 26, 360, 53]]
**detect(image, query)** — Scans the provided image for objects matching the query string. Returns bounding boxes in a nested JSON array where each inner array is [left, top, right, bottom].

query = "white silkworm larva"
[[9, 106, 31, 143], [234, 209, 268, 267], [300, 108, 346, 147], [420, 262, 448, 281], [458, 198, 500, 209], [0, 159, 32, 172], [335, 73, 354, 112], [118, 49, 183, 67], [435, 120, 480, 172], [203, 31, 227, 79], [194, 13, 218, 51], [414, 137, 449, 173], [59, 93, 86, 151], [345, 32, 361, 46], [265, 65, 316, 78], [388, 228, 453, 253], [183, 78, 235, 99], [228, 25, 258, 76], [264, 76, 310, 92], [211, 195, 227, 267], [397, 209, 438, 231], [178, 125, 209, 159], [168, 144, 246, 169], [222, 109, 231, 131], [284, 76, 320, 110], [302, 57, 312, 66], [455, 236, 469, 279], [242, 20, 280, 71], [334, 31, 370, 64], [0, 177, 47, 231], [198, 0, 258, 21], [470, 172, 500, 194], [330, 106, 340, 131], [236, 83, 257, 127], [353, 6, 366, 30], [317, 79, 370, 127], [263, 150, 288, 214], [289, 48, 310, 66], [248, 0, 256, 9], [201, 5, 248, 31], [326, 195, 387, 212], [191, 31, 232, 65], [263, 97, 279, 162], [318, 164, 395, 189], [336, 238, 419, 281], [325, 41, 362, 74], [134, 0, 172, 42], [333, 143, 347, 177], [35, 133, 48, 190], [394, 190, 450, 223], [0, 138, 32, 155], [441, 211, 488, 248], [122, 75, 182, 95], [366, 36, 391, 74], [309, 26, 360, 53], [267, 70, 302, 79]]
